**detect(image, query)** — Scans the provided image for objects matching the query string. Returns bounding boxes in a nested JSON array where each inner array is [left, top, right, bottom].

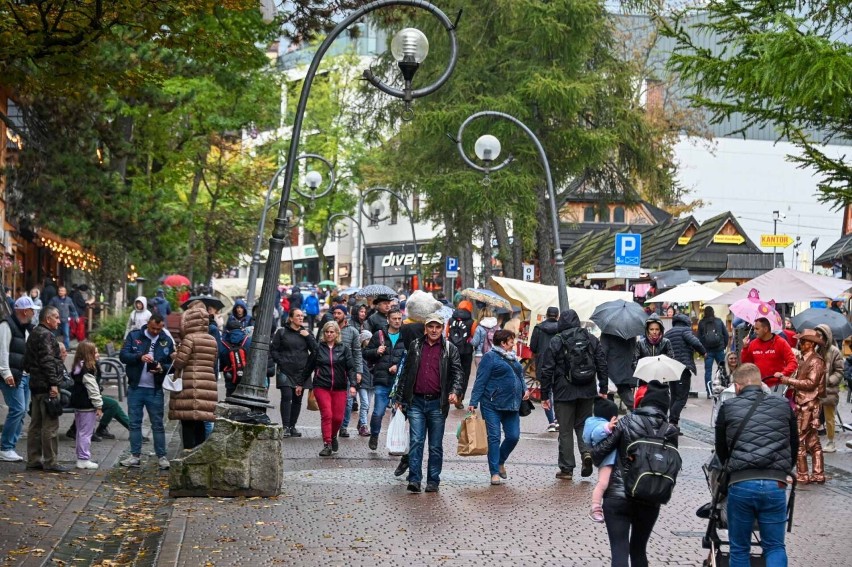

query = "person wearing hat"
[[780, 329, 827, 484], [530, 306, 560, 431], [364, 295, 393, 334], [0, 297, 37, 462], [393, 313, 464, 493]]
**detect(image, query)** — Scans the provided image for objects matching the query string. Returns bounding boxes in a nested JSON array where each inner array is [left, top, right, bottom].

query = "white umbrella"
[[711, 268, 852, 304], [644, 281, 722, 304], [633, 355, 687, 384]]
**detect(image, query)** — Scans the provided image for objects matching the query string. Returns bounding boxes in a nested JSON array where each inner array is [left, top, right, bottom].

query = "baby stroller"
[[698, 454, 796, 566], [709, 365, 732, 427]]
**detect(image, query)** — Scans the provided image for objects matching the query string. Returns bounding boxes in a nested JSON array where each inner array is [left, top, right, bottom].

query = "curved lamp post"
[[246, 154, 334, 311], [328, 213, 371, 284], [358, 187, 423, 290], [231, 0, 459, 410], [455, 110, 569, 312]]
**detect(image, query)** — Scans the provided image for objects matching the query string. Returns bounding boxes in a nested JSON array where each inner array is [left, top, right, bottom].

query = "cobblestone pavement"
[[2, 381, 852, 566]]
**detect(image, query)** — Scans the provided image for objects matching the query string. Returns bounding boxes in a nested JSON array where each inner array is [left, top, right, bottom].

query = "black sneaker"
[[331, 437, 339, 453], [91, 432, 103, 443], [338, 428, 350, 438], [65, 428, 75, 440], [96, 426, 116, 440], [44, 464, 72, 473], [352, 401, 359, 412], [581, 453, 593, 477], [425, 483, 439, 493], [319, 444, 333, 457], [555, 470, 573, 480], [394, 456, 409, 477], [289, 427, 302, 438], [281, 427, 291, 438], [369, 435, 378, 451], [406, 482, 421, 493]]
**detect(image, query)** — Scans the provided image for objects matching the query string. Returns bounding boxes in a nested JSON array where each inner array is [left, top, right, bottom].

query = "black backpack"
[[560, 328, 597, 385], [623, 425, 682, 505], [448, 317, 472, 350], [702, 319, 723, 350]]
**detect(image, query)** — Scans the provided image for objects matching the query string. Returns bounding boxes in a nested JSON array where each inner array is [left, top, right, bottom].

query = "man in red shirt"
[[741, 317, 798, 388]]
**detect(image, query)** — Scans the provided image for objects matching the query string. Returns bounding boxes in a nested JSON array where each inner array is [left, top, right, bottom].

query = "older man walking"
[[0, 297, 37, 462]]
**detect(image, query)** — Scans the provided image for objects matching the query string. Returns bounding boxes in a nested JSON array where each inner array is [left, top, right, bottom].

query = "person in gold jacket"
[[169, 301, 219, 450], [780, 329, 826, 484]]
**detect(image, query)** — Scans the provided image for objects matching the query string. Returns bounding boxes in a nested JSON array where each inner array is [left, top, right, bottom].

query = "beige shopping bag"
[[457, 413, 488, 456]]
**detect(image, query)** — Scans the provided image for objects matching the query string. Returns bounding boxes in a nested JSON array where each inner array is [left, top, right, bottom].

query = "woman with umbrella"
[[632, 315, 674, 408]]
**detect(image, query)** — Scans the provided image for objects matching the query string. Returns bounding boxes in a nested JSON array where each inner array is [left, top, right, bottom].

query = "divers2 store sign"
[[381, 252, 442, 268]]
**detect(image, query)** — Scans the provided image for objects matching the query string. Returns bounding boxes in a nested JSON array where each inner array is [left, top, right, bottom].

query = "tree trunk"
[[184, 151, 208, 283], [536, 191, 556, 285], [481, 220, 492, 286], [492, 216, 515, 279], [461, 239, 474, 291], [442, 213, 456, 298], [511, 216, 523, 280], [108, 115, 134, 181]]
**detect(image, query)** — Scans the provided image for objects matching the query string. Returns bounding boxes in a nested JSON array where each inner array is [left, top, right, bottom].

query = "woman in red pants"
[[298, 321, 357, 457]]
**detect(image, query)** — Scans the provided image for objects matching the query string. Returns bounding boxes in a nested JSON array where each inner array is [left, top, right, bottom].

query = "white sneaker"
[[824, 441, 837, 453], [120, 455, 141, 467], [158, 457, 170, 470], [76, 459, 99, 470], [0, 449, 24, 462]]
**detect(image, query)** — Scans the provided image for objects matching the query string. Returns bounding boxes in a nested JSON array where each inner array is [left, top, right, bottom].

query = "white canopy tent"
[[711, 268, 852, 304]]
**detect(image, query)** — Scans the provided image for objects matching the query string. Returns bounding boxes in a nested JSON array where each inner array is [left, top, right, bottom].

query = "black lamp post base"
[[225, 384, 273, 411]]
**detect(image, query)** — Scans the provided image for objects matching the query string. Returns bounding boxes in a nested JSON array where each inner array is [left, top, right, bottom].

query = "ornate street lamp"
[[231, 0, 459, 411], [454, 111, 569, 311], [328, 213, 371, 284], [245, 154, 334, 312]]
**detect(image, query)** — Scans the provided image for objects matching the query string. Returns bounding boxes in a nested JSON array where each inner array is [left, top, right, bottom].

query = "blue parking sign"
[[445, 257, 459, 273], [614, 233, 642, 266]]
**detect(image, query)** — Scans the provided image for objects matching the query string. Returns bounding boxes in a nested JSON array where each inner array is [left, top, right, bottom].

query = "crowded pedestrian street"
[[1, 378, 851, 566]]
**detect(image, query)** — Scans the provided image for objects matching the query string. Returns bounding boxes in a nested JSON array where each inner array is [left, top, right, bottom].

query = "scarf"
[[492, 345, 517, 361]]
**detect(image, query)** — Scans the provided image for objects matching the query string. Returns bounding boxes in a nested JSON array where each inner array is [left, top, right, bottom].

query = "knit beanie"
[[638, 382, 670, 413]]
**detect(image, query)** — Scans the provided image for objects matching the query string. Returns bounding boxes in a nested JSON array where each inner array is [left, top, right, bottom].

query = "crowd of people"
[[1, 280, 848, 566]]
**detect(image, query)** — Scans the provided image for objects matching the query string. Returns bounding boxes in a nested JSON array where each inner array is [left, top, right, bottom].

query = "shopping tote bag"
[[386, 409, 409, 455], [457, 412, 488, 456]]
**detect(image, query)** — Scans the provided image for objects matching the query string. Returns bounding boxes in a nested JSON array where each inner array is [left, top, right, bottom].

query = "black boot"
[[394, 455, 409, 477], [96, 425, 116, 440], [66, 425, 76, 439]]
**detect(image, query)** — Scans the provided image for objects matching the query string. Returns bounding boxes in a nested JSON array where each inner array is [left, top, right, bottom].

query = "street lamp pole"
[[811, 237, 819, 273], [454, 111, 569, 312], [360, 187, 423, 290], [231, 0, 459, 411], [246, 154, 334, 312], [328, 213, 371, 284]]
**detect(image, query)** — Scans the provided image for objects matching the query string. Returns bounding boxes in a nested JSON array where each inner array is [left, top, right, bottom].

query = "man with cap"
[[364, 294, 393, 334], [332, 304, 365, 437], [394, 313, 464, 493], [780, 329, 826, 484], [0, 297, 37, 462], [540, 309, 609, 480], [530, 306, 560, 431]]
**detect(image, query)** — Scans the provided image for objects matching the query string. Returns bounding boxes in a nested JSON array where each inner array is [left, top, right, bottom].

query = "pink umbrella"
[[730, 288, 783, 331], [162, 274, 191, 287]]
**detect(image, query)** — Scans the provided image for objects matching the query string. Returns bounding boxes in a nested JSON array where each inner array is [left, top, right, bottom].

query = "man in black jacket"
[[23, 306, 67, 472], [530, 306, 560, 430], [394, 314, 463, 493], [364, 310, 406, 450], [664, 313, 707, 427], [540, 309, 608, 480], [699, 306, 729, 398], [715, 363, 797, 566]]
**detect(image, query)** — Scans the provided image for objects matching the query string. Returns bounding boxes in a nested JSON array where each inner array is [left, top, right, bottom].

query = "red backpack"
[[222, 337, 249, 385]]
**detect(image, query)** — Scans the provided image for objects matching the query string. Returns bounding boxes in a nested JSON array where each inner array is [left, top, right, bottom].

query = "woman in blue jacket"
[[468, 329, 530, 485]]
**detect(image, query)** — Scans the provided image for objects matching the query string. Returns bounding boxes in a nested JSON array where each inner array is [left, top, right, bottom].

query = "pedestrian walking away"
[[68, 341, 103, 469], [23, 306, 67, 472], [530, 306, 560, 430], [394, 313, 464, 493], [591, 386, 678, 567], [447, 300, 476, 408], [169, 302, 218, 451], [699, 306, 729, 398], [468, 329, 529, 485], [600, 332, 637, 414], [664, 313, 706, 428], [271, 309, 317, 437], [118, 313, 175, 470], [715, 363, 797, 566], [540, 309, 609, 480], [0, 296, 36, 463], [300, 321, 357, 456]]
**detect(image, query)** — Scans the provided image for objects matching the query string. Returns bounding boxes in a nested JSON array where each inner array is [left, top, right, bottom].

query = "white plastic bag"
[[386, 409, 409, 455]]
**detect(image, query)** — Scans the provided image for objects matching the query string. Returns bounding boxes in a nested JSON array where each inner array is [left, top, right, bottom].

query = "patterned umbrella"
[[730, 288, 783, 331], [356, 284, 397, 299], [460, 288, 511, 309]]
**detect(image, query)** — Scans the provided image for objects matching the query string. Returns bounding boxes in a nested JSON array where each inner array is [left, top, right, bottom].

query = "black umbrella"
[[181, 295, 225, 312], [590, 299, 648, 340], [792, 308, 852, 342]]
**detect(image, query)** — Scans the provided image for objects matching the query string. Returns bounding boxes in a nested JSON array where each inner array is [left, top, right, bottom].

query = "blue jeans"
[[407, 395, 446, 486], [56, 321, 71, 349], [704, 350, 726, 394], [0, 375, 30, 451], [479, 402, 521, 476], [342, 388, 371, 428], [370, 385, 392, 436], [727, 480, 788, 567], [127, 386, 167, 457], [543, 391, 556, 424]]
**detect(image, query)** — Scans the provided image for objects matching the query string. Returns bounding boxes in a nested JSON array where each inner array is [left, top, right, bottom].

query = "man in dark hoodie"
[[664, 313, 706, 427], [530, 306, 560, 430], [219, 319, 252, 398], [540, 309, 608, 479], [227, 299, 254, 330]]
